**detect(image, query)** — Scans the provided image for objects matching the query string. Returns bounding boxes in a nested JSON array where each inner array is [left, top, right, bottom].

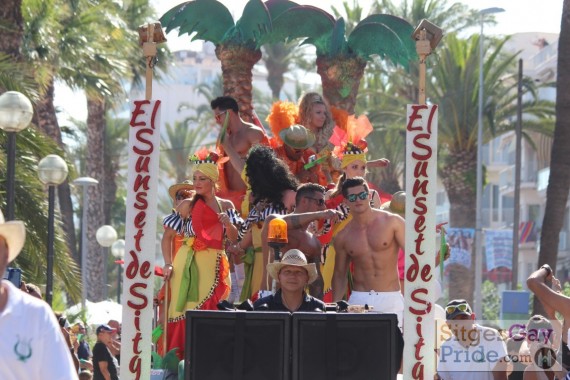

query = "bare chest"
[[341, 223, 394, 255], [228, 132, 251, 157]]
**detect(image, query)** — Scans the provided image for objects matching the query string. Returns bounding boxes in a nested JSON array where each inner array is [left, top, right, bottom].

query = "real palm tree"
[[160, 0, 297, 121], [535, 0, 570, 313], [160, 121, 210, 184], [0, 123, 81, 302], [1, 0, 81, 300], [431, 33, 554, 302], [262, 42, 296, 100]]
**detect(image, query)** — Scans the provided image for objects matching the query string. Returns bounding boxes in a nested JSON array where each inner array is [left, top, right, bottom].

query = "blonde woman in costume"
[[161, 148, 243, 359]]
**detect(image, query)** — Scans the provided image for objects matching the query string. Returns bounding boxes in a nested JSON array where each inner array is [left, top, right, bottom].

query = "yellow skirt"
[[322, 214, 353, 295], [167, 239, 231, 321]]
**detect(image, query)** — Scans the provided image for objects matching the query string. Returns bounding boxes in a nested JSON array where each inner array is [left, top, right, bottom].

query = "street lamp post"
[[73, 177, 98, 309], [38, 154, 69, 306], [96, 225, 118, 299], [475, 7, 505, 317], [111, 239, 125, 303], [0, 91, 34, 221]]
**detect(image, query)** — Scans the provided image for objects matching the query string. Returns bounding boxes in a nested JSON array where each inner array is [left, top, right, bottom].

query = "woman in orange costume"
[[320, 115, 391, 302], [161, 148, 242, 359], [267, 92, 336, 186]]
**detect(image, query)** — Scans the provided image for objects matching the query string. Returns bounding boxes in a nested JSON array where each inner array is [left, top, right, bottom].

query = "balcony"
[[498, 166, 538, 195]]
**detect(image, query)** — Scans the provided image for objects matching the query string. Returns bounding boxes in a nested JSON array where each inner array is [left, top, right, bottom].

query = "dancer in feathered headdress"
[[267, 93, 344, 185], [320, 114, 391, 302], [159, 146, 243, 360]]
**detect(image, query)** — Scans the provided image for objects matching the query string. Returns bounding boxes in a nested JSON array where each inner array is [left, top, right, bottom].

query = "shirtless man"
[[211, 96, 267, 197], [332, 177, 405, 328], [262, 183, 341, 297]]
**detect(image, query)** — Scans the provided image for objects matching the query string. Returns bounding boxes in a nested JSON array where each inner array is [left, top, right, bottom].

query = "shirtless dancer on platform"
[[211, 96, 267, 302], [211, 96, 267, 207], [262, 183, 341, 298], [332, 177, 406, 328]]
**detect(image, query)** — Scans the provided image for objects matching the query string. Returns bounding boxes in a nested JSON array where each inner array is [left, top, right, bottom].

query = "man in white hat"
[[0, 210, 77, 379], [253, 249, 325, 312]]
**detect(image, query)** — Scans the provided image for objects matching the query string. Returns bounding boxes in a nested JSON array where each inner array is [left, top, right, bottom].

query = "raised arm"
[[527, 265, 570, 321], [282, 210, 341, 229], [221, 138, 245, 174], [219, 200, 239, 243], [366, 158, 390, 168]]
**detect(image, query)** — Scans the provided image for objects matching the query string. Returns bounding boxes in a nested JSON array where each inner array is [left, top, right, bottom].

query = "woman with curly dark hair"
[[236, 145, 299, 301], [245, 145, 299, 207]]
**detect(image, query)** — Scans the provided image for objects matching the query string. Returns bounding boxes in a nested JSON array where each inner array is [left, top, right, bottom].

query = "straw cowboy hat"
[[0, 210, 26, 263], [168, 180, 194, 201], [267, 249, 318, 284], [380, 191, 405, 217], [279, 124, 316, 150]]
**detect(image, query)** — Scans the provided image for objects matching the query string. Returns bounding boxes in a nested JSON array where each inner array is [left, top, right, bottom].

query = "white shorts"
[[348, 290, 404, 329]]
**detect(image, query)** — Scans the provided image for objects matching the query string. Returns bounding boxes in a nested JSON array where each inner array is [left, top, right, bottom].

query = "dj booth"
[[184, 310, 403, 380]]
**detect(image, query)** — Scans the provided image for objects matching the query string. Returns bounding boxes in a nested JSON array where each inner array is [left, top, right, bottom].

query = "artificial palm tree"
[[160, 0, 298, 121], [268, 5, 416, 113]]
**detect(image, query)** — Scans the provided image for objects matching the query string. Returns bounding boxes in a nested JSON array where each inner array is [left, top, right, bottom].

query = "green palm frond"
[[355, 14, 417, 62], [330, 17, 347, 56], [0, 126, 81, 302], [264, 0, 299, 18], [348, 22, 410, 68], [268, 5, 335, 54], [229, 0, 272, 47], [0, 54, 40, 101], [160, 0, 234, 45]]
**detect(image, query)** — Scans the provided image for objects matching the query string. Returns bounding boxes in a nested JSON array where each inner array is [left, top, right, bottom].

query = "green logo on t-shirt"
[[14, 335, 32, 362]]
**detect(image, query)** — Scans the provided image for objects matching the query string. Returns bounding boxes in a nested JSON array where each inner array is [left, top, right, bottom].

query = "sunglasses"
[[445, 303, 471, 315], [214, 110, 228, 121], [304, 196, 325, 206], [346, 191, 369, 203], [175, 194, 186, 201]]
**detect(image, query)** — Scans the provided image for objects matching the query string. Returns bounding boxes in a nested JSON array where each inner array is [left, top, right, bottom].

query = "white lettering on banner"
[[120, 100, 161, 380], [404, 104, 438, 380]]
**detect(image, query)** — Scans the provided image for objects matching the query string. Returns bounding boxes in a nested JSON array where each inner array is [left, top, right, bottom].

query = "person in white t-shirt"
[[437, 299, 508, 380], [0, 210, 77, 379]]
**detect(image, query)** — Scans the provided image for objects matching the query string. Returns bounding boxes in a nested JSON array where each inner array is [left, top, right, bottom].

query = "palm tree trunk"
[[534, 0, 570, 314], [216, 44, 262, 122], [440, 149, 477, 304], [35, 78, 78, 262], [0, 0, 24, 58], [103, 153, 117, 225], [86, 96, 106, 302], [316, 55, 367, 114]]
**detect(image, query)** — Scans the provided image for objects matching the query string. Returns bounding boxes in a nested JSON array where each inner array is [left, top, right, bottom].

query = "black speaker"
[[185, 310, 290, 380], [291, 313, 402, 380]]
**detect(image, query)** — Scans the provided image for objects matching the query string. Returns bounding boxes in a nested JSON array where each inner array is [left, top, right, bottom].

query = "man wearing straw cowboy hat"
[[275, 124, 323, 184], [0, 210, 77, 379], [253, 249, 325, 312]]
